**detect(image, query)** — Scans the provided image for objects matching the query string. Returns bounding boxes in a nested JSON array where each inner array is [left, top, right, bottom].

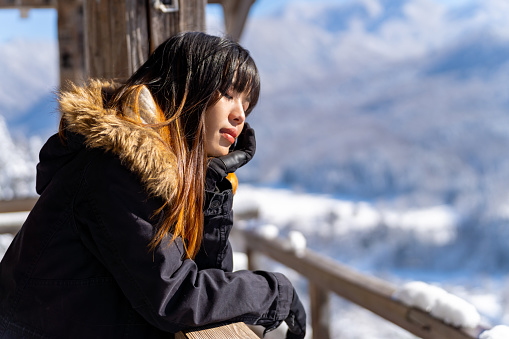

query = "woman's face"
[[204, 89, 249, 157]]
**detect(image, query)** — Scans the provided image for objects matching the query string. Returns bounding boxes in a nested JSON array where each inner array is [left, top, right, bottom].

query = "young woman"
[[0, 32, 305, 338]]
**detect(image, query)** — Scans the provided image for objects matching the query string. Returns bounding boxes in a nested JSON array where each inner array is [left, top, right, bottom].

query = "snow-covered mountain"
[[236, 0, 509, 274], [0, 38, 59, 139], [241, 0, 509, 201], [3, 0, 509, 271]]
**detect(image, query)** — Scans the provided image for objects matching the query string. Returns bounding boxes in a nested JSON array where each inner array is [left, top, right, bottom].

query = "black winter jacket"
[[0, 81, 292, 338]]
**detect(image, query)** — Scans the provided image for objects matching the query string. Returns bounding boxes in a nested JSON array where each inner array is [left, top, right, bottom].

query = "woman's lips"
[[220, 128, 238, 144]]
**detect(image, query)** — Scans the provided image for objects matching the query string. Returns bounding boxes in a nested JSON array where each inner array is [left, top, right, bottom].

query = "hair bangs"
[[232, 55, 260, 115], [215, 47, 260, 115]]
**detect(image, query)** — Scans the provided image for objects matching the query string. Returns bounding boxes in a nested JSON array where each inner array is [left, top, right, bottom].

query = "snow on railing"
[[234, 215, 491, 339], [393, 281, 481, 328]]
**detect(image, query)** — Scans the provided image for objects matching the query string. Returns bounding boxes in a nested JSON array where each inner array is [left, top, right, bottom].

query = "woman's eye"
[[224, 93, 234, 100]]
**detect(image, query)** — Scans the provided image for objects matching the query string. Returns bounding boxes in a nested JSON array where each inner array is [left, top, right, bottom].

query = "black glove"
[[285, 288, 306, 339], [206, 123, 256, 190]]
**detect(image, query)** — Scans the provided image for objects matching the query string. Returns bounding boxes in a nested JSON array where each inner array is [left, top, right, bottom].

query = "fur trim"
[[59, 80, 178, 202]]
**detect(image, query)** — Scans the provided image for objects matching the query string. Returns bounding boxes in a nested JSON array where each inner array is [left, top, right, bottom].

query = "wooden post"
[[246, 247, 257, 271], [125, 0, 150, 73], [147, 0, 206, 53], [209, 0, 255, 42], [83, 0, 206, 79], [309, 282, 331, 339], [83, 0, 149, 79], [57, 0, 85, 88], [221, 0, 254, 41]]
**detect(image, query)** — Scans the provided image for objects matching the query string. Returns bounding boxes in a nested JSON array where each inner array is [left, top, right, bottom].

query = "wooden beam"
[[208, 0, 255, 41], [238, 228, 485, 339], [0, 0, 225, 9], [176, 322, 259, 339], [0, 0, 55, 8], [0, 198, 37, 213], [221, 0, 254, 41], [57, 0, 85, 88]]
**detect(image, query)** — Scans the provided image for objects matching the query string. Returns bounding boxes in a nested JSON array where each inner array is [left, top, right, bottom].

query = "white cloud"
[[0, 39, 58, 119], [360, 0, 383, 18]]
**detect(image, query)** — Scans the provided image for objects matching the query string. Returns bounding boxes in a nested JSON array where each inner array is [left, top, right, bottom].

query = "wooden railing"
[[0, 197, 37, 214], [0, 199, 491, 338], [232, 226, 488, 339], [0, 198, 36, 234], [176, 322, 259, 338]]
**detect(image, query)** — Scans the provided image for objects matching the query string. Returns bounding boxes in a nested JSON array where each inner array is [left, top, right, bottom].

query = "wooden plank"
[[57, 0, 85, 88], [0, 0, 220, 7], [0, 211, 28, 234], [0, 198, 37, 213], [176, 322, 259, 339], [236, 228, 484, 339], [309, 282, 331, 339], [0, 0, 55, 8]]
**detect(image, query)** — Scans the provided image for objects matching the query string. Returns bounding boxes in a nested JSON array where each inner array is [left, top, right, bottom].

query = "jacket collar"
[[58, 80, 178, 203]]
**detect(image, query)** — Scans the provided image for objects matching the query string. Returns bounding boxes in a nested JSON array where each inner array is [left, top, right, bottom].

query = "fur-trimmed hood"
[[48, 80, 178, 203]]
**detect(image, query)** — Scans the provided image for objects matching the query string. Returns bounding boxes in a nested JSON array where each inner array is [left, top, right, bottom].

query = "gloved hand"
[[206, 123, 256, 190], [285, 288, 306, 339]]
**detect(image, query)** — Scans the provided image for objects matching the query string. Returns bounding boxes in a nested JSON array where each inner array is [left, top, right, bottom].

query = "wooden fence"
[[0, 199, 492, 338], [233, 225, 487, 339]]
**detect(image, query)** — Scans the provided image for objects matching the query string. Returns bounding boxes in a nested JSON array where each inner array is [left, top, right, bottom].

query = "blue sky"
[[0, 1, 287, 44], [0, 0, 302, 43], [0, 0, 475, 44], [0, 8, 57, 43]]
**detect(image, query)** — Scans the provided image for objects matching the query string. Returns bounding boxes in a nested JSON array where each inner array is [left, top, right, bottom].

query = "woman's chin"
[[207, 147, 230, 158]]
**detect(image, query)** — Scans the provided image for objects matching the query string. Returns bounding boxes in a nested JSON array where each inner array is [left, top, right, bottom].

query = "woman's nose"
[[230, 99, 245, 124]]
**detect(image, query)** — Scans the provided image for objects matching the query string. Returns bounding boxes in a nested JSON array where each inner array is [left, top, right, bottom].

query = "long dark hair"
[[108, 32, 260, 258]]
